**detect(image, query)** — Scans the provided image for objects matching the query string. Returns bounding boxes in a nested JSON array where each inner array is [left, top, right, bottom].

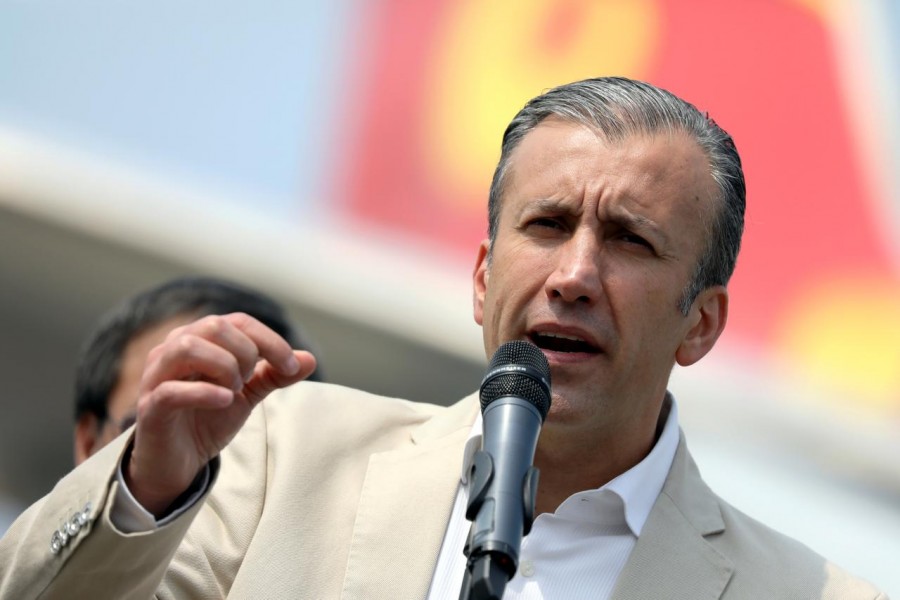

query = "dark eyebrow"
[[617, 211, 654, 230], [513, 197, 573, 223], [607, 207, 670, 247], [539, 197, 568, 208], [527, 197, 577, 214]]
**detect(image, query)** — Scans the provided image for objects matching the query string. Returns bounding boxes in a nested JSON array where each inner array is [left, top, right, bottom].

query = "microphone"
[[460, 340, 551, 600]]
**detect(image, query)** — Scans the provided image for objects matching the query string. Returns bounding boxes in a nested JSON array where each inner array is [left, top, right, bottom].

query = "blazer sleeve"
[[0, 431, 220, 600]]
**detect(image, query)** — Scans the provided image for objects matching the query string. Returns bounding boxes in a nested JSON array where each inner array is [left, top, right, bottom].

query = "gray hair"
[[487, 77, 746, 314]]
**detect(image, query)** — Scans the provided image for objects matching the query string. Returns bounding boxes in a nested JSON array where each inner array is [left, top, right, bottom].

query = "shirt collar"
[[601, 393, 679, 536], [460, 393, 680, 537]]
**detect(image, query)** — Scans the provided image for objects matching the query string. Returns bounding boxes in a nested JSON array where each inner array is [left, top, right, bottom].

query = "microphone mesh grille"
[[480, 340, 551, 418]]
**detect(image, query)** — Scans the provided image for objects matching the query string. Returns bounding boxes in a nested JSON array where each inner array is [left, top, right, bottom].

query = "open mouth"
[[529, 332, 600, 354]]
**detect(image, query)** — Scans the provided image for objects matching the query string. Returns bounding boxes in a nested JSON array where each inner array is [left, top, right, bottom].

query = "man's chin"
[[543, 397, 594, 427]]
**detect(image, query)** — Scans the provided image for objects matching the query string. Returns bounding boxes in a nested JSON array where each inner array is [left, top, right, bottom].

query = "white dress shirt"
[[427, 397, 680, 600]]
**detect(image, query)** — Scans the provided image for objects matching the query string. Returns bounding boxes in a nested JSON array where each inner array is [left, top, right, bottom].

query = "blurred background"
[[0, 0, 897, 593]]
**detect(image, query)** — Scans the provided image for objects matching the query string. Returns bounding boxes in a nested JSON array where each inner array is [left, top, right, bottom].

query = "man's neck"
[[532, 399, 671, 515]]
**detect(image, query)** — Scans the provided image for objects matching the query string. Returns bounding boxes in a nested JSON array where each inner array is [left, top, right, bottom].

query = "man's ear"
[[675, 285, 728, 367], [74, 414, 101, 466], [472, 240, 490, 326]]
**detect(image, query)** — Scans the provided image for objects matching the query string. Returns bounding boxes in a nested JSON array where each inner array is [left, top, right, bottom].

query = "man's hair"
[[487, 76, 746, 314], [74, 276, 321, 423]]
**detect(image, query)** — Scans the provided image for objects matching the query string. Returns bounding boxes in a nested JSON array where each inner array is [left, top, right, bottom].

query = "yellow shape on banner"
[[778, 279, 900, 411], [788, 0, 839, 24], [422, 0, 660, 208]]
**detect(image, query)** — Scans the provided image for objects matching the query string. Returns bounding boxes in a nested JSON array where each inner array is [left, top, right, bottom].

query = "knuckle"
[[174, 334, 199, 356], [228, 311, 254, 328], [199, 314, 229, 337]]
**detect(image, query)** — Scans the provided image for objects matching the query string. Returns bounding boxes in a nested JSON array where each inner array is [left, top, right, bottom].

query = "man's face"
[[473, 118, 725, 439]]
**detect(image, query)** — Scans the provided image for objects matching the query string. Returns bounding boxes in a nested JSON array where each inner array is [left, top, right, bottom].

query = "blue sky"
[[0, 1, 362, 214]]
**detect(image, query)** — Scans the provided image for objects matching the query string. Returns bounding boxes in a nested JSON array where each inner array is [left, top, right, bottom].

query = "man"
[[73, 276, 322, 464], [0, 77, 886, 599]]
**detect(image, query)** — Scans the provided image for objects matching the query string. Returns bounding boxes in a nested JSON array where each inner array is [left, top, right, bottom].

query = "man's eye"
[[529, 217, 563, 230], [620, 232, 652, 249]]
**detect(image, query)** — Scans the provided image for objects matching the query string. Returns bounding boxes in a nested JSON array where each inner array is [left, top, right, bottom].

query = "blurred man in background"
[[73, 276, 322, 464]]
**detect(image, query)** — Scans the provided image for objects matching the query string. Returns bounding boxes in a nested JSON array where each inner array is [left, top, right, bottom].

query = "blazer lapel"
[[611, 433, 734, 600], [340, 395, 479, 600]]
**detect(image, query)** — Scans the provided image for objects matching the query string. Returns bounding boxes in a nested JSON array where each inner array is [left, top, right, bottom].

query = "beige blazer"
[[0, 382, 886, 599]]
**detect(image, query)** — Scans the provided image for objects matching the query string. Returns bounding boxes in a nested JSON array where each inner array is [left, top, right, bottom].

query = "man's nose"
[[545, 231, 603, 304]]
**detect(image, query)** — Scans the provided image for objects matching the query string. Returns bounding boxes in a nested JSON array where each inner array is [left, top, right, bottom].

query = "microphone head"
[[480, 340, 551, 420]]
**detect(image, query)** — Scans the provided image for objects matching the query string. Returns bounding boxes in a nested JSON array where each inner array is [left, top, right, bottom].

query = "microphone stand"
[[458, 450, 540, 600]]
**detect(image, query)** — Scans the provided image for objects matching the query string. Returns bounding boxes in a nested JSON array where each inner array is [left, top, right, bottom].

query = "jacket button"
[[66, 519, 81, 536], [50, 531, 62, 555]]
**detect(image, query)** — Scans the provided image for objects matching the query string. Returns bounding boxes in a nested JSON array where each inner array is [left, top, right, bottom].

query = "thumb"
[[243, 350, 317, 405]]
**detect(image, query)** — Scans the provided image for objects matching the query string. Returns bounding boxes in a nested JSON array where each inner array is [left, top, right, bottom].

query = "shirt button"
[[520, 560, 535, 577]]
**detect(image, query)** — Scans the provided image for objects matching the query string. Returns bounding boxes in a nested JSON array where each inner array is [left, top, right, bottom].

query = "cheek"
[[481, 272, 520, 339], [633, 299, 689, 358], [483, 245, 551, 322], [611, 277, 681, 332], [486, 266, 528, 310], [99, 425, 120, 445], [482, 282, 503, 330]]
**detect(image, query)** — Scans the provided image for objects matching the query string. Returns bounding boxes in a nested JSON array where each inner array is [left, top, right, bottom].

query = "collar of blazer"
[[340, 392, 479, 599], [611, 432, 734, 600]]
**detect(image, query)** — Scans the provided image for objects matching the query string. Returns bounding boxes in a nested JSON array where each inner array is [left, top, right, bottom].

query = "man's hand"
[[124, 312, 317, 517]]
